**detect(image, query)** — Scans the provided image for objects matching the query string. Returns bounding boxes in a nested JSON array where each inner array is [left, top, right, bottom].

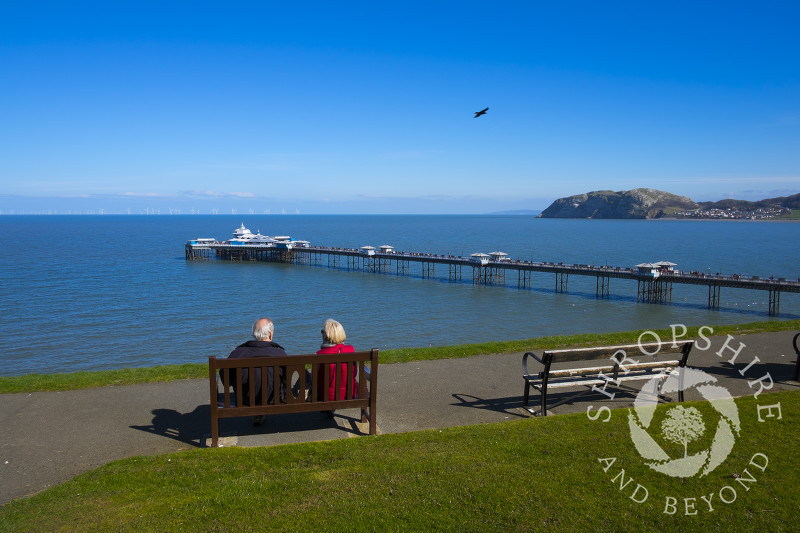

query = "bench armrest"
[[522, 351, 544, 377]]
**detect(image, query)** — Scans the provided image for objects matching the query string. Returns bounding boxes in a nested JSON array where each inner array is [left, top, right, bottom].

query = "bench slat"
[[522, 341, 693, 416], [526, 360, 680, 380], [530, 371, 677, 390], [543, 342, 690, 363], [209, 349, 379, 447]]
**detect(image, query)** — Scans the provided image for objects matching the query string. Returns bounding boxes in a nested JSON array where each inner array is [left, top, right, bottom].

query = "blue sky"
[[1, 1, 798, 214]]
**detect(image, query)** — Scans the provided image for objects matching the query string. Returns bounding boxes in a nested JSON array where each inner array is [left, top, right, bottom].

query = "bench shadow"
[[131, 407, 366, 447], [130, 406, 210, 448], [238, 410, 365, 435], [701, 359, 800, 385], [451, 390, 644, 418], [214, 410, 369, 443], [451, 393, 528, 418], [516, 387, 645, 416]]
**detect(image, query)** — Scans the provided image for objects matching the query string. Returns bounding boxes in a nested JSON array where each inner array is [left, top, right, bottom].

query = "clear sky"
[[1, 1, 798, 214]]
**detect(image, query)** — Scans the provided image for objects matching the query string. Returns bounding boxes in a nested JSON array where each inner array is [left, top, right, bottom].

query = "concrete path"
[[2, 330, 798, 505]]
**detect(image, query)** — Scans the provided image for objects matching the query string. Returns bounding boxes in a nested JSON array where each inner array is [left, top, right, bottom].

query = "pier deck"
[[186, 241, 799, 316]]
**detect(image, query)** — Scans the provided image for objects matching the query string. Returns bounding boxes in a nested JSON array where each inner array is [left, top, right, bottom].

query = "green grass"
[[0, 363, 209, 394], [380, 319, 800, 364], [776, 209, 800, 220], [2, 390, 798, 531], [2, 319, 798, 393]]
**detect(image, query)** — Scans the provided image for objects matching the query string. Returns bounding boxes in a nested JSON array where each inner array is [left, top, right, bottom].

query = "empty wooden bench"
[[209, 349, 378, 447], [522, 341, 694, 416]]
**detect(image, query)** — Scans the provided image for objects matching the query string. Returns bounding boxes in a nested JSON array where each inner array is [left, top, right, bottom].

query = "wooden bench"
[[209, 349, 378, 447], [522, 341, 694, 416], [793, 332, 800, 382]]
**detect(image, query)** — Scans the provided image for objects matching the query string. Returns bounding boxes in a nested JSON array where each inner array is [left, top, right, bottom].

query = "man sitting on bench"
[[222, 317, 287, 425]]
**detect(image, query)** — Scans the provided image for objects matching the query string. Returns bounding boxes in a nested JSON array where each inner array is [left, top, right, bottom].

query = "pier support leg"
[[596, 275, 610, 298], [449, 263, 462, 282], [362, 256, 379, 272], [472, 266, 485, 285], [480, 267, 504, 286], [768, 290, 781, 316], [396, 259, 409, 275], [664, 280, 673, 302], [555, 272, 568, 293], [708, 284, 721, 310], [637, 279, 672, 303]]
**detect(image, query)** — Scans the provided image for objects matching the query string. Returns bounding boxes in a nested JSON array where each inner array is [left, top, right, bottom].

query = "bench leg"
[[368, 395, 377, 435], [793, 333, 800, 382], [211, 416, 219, 447], [523, 381, 547, 416], [541, 386, 548, 416]]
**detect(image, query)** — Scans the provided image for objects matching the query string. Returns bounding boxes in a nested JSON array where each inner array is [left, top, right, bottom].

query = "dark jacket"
[[223, 340, 287, 405]]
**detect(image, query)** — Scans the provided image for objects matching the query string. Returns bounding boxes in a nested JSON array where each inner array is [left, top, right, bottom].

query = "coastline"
[[2, 318, 798, 394]]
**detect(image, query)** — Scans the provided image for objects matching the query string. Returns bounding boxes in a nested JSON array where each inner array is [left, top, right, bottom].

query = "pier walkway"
[[187, 241, 800, 315]]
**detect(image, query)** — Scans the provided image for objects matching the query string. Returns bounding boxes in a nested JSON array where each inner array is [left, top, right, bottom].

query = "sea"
[[0, 215, 797, 377]]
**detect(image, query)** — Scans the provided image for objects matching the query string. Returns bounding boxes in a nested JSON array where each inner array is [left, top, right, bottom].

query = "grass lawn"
[[2, 318, 799, 393], [1, 389, 797, 531]]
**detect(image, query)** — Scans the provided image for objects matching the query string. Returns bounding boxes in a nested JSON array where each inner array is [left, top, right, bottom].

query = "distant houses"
[[676, 206, 790, 219]]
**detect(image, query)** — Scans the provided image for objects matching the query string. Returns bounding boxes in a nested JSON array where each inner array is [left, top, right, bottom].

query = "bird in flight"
[[474, 107, 488, 118]]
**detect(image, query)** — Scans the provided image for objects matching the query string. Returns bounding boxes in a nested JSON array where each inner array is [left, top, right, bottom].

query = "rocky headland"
[[538, 189, 799, 220]]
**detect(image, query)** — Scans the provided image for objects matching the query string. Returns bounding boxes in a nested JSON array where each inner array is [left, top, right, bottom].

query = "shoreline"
[[2, 318, 798, 393]]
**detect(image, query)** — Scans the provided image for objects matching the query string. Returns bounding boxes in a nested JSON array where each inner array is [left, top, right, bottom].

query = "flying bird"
[[474, 107, 488, 118]]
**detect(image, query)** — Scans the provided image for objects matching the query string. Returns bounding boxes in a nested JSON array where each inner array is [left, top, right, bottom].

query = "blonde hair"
[[321, 318, 346, 345]]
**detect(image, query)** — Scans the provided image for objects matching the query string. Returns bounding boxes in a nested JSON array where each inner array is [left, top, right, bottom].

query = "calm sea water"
[[0, 215, 797, 376]]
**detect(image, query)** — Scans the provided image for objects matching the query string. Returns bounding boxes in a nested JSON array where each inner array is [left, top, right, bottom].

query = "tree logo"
[[628, 367, 741, 478], [661, 405, 705, 458]]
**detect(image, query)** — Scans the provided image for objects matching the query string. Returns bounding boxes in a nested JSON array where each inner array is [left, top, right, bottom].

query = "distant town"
[[675, 206, 794, 220]]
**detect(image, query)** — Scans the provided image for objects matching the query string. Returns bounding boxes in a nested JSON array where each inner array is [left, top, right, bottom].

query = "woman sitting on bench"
[[317, 319, 358, 403]]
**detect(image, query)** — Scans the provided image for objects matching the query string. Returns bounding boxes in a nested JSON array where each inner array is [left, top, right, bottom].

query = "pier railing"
[[186, 241, 799, 316]]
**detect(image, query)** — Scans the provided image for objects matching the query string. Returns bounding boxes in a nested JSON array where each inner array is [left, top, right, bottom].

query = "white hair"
[[252, 317, 274, 341]]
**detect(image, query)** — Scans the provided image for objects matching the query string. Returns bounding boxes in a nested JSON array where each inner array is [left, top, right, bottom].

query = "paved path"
[[2, 330, 798, 505]]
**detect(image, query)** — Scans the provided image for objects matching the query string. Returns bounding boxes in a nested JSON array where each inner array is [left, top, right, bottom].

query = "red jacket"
[[316, 344, 357, 401]]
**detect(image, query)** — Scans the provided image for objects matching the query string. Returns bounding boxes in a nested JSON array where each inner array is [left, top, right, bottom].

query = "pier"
[[186, 240, 799, 316]]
